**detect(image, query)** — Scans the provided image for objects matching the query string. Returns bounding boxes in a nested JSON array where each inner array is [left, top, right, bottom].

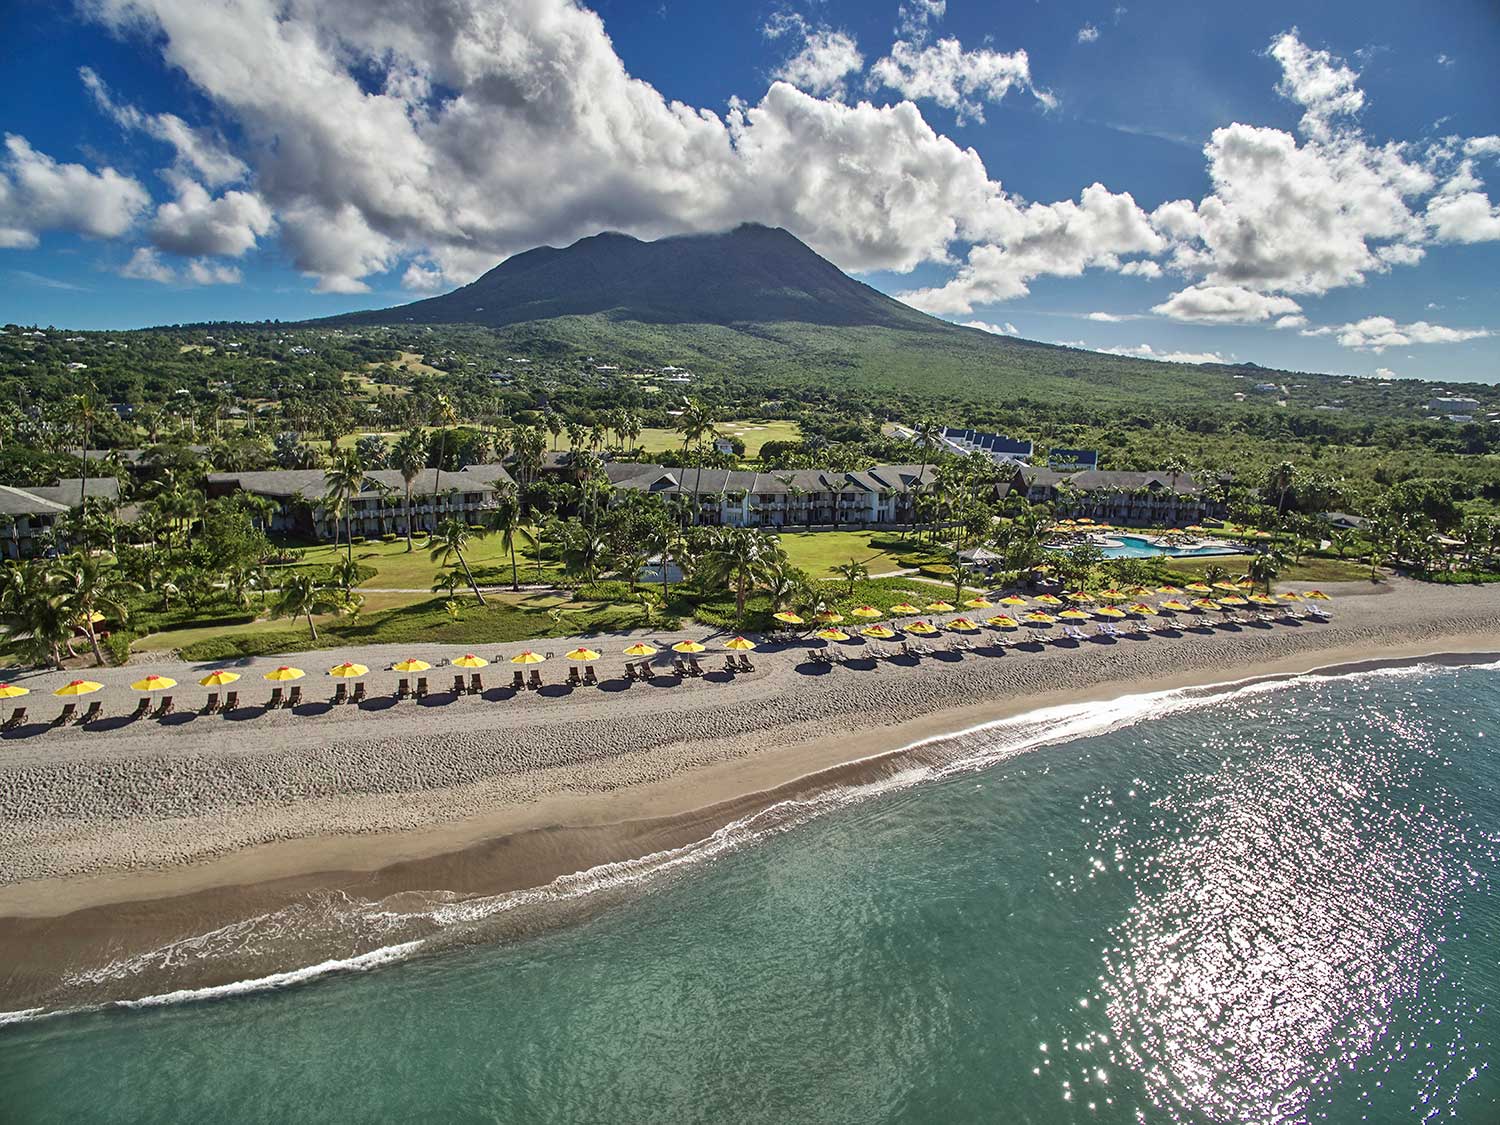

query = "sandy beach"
[[1, 576, 1497, 1013]]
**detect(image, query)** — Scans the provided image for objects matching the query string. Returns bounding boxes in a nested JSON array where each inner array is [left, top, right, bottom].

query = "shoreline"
[[2, 578, 1498, 1013]]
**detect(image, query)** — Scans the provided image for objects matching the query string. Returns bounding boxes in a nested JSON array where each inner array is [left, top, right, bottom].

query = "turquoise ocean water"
[[3, 661, 1497, 1124]]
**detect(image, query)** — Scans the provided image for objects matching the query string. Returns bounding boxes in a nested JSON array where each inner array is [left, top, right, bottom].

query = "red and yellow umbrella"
[[1025, 611, 1057, 625], [947, 617, 980, 631], [54, 679, 103, 697], [452, 654, 488, 669], [130, 674, 177, 692], [671, 640, 708, 654], [816, 628, 851, 642], [510, 650, 547, 665], [622, 642, 658, 657], [773, 611, 806, 625], [1034, 594, 1064, 606], [860, 624, 897, 639], [987, 615, 1020, 629], [906, 620, 940, 635], [924, 600, 955, 613], [889, 602, 922, 615], [850, 605, 883, 619]]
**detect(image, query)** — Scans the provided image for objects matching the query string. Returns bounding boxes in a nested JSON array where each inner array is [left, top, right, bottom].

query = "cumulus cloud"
[[1087, 310, 1127, 322], [771, 29, 864, 101], [1301, 315, 1490, 352], [119, 246, 243, 285], [1152, 283, 1302, 324], [870, 37, 1054, 124], [1101, 343, 1230, 365], [119, 246, 176, 283], [1466, 136, 1500, 158], [0, 134, 148, 248], [1274, 314, 1307, 329], [150, 175, 274, 257], [1078, 25, 1100, 44], [80, 67, 247, 188], [963, 319, 1017, 335], [186, 258, 242, 285], [1267, 30, 1364, 140], [896, 0, 947, 42]]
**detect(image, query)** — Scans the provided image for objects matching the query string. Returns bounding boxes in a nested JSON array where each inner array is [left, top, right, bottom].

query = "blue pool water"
[[1051, 535, 1243, 560]]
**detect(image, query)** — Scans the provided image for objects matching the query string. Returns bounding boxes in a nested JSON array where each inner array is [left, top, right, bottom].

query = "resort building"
[[938, 427, 1033, 464], [0, 477, 121, 558], [206, 464, 516, 542], [1046, 449, 1099, 471], [1007, 466, 1222, 526], [603, 463, 938, 528]]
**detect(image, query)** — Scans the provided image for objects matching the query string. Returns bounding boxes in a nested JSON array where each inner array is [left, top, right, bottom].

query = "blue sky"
[[2, 0, 1498, 382]]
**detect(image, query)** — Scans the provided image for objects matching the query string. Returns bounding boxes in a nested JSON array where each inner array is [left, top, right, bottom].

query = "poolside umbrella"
[[264, 666, 305, 682], [1033, 594, 1064, 607], [772, 611, 806, 625], [1127, 602, 1158, 616], [622, 642, 659, 657], [1304, 589, 1331, 600], [1278, 591, 1304, 602], [1249, 594, 1279, 606], [963, 597, 993, 609], [1096, 606, 1128, 619], [814, 610, 845, 624], [907, 620, 940, 635], [1097, 588, 1128, 601], [860, 625, 897, 639], [130, 674, 177, 692], [328, 662, 369, 678], [1191, 598, 1219, 610], [947, 617, 979, 631], [672, 640, 708, 654], [1160, 599, 1191, 612], [1058, 608, 1090, 620], [1065, 591, 1095, 603], [924, 600, 955, 613], [1185, 583, 1213, 594], [452, 654, 489, 669], [987, 615, 1020, 630], [998, 595, 1028, 607], [1212, 581, 1243, 593], [54, 680, 103, 697], [1218, 594, 1248, 606], [816, 628, 851, 642], [851, 605, 883, 619], [1024, 611, 1056, 625], [565, 648, 601, 662], [1156, 585, 1184, 595], [724, 636, 757, 651], [0, 683, 30, 699], [1078, 518, 1094, 525], [391, 658, 431, 673], [889, 602, 922, 615], [198, 670, 242, 687], [510, 650, 547, 665]]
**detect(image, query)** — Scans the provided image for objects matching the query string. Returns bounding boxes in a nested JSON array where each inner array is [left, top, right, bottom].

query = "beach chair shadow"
[[973, 644, 1007, 658], [292, 702, 334, 717], [480, 687, 518, 702], [160, 711, 198, 727], [845, 656, 879, 672], [537, 684, 572, 698], [85, 714, 138, 733], [224, 705, 260, 721], [702, 670, 734, 684], [931, 649, 962, 662], [3, 721, 51, 739], [1052, 637, 1080, 649], [417, 693, 454, 707], [358, 697, 399, 712], [1086, 634, 1117, 645], [596, 679, 631, 694]]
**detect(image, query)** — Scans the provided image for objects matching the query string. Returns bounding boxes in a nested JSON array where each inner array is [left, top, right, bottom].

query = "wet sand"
[[1, 577, 1497, 1014]]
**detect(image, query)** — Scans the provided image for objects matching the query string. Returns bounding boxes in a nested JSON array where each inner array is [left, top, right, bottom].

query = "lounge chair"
[[672, 657, 688, 678], [333, 683, 349, 706], [567, 666, 582, 687], [3, 707, 26, 730], [53, 703, 77, 727], [415, 677, 429, 699], [688, 657, 705, 677], [511, 670, 525, 690], [286, 685, 302, 708], [397, 677, 411, 699], [724, 657, 738, 674], [351, 682, 366, 704], [202, 692, 221, 715], [223, 691, 238, 712], [637, 661, 656, 681], [469, 672, 483, 694], [81, 701, 103, 724], [737, 654, 754, 672], [268, 686, 284, 709], [130, 697, 152, 720], [154, 695, 174, 718], [583, 665, 598, 686], [452, 674, 467, 696], [528, 669, 543, 690], [624, 663, 640, 682]]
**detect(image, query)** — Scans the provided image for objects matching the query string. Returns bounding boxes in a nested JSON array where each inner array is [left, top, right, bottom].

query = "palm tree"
[[392, 428, 427, 550], [559, 522, 610, 586], [323, 448, 366, 563], [831, 558, 869, 598], [0, 559, 74, 668], [48, 552, 142, 666], [429, 517, 487, 605], [430, 393, 456, 510], [674, 398, 715, 523], [1266, 461, 1297, 516], [73, 393, 101, 507], [1246, 547, 1288, 593], [272, 571, 348, 641], [491, 486, 523, 590], [699, 526, 783, 622]]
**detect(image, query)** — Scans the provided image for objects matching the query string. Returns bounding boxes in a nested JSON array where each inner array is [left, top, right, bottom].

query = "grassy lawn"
[[777, 530, 914, 579], [553, 418, 802, 460], [289, 527, 559, 589], [1164, 554, 1371, 584]]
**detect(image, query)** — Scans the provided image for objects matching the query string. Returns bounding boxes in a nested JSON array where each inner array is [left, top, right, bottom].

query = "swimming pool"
[[1050, 534, 1243, 560]]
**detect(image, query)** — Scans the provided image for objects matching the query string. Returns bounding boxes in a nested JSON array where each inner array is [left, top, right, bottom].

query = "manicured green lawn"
[[289, 527, 558, 589], [553, 418, 802, 459], [777, 530, 913, 579], [1165, 554, 1371, 584]]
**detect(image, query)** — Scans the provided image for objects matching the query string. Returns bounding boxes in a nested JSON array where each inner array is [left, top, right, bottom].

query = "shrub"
[[920, 564, 955, 579], [381, 533, 399, 543], [104, 631, 134, 665], [350, 536, 367, 546]]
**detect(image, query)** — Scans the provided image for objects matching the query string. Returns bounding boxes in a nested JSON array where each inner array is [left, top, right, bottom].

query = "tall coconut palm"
[[0, 559, 74, 667], [392, 428, 427, 549], [491, 486, 524, 590], [430, 393, 457, 516], [429, 517, 487, 605], [272, 571, 349, 641], [700, 526, 783, 623], [1266, 461, 1297, 516], [831, 558, 869, 598], [48, 552, 142, 666], [323, 448, 366, 562]]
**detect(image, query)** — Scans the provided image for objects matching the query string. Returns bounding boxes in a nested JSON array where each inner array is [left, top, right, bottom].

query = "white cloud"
[[1374, 366, 1396, 378], [896, 0, 946, 42], [869, 37, 1054, 125], [1466, 136, 1500, 158], [1267, 30, 1363, 140], [150, 174, 274, 257], [963, 319, 1017, 335], [1119, 258, 1161, 278], [119, 246, 176, 283], [1426, 189, 1500, 243], [1436, 54, 1453, 67], [1101, 343, 1230, 365], [1087, 310, 1126, 322], [1301, 315, 1490, 352], [80, 66, 247, 188], [1273, 314, 1307, 329], [1152, 283, 1301, 324], [772, 30, 864, 101], [185, 258, 242, 285], [1077, 25, 1099, 44], [401, 261, 446, 291], [0, 134, 149, 248]]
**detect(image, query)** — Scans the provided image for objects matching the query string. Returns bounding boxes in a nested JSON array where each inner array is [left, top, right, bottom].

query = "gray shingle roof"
[[0, 484, 71, 517]]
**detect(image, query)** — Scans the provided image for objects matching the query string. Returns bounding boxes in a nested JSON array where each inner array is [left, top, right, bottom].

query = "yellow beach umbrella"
[[987, 615, 1020, 629], [264, 666, 305, 682], [1065, 590, 1095, 603], [1278, 591, 1304, 602], [622, 642, 658, 658], [1127, 602, 1158, 616], [1218, 594, 1248, 606], [816, 628, 850, 642], [1127, 586, 1155, 597], [1185, 582, 1213, 594], [1160, 599, 1191, 612], [1236, 578, 1256, 588], [962, 597, 993, 609], [907, 620, 939, 635], [564, 648, 601, 662], [724, 636, 757, 651], [772, 611, 806, 625], [54, 679, 103, 697], [947, 617, 979, 631], [452, 654, 489, 669], [130, 674, 177, 692], [391, 658, 431, 673], [924, 600, 955, 613], [328, 662, 369, 678], [1212, 581, 1243, 593], [1191, 598, 1219, 610], [75, 611, 106, 626], [1304, 589, 1331, 600], [198, 670, 241, 687], [1059, 608, 1091, 621], [1097, 588, 1128, 602], [1096, 606, 1128, 619], [672, 640, 708, 654], [1033, 594, 1064, 606], [851, 605, 883, 619], [889, 602, 922, 615], [1025, 611, 1056, 625], [998, 594, 1028, 607], [814, 610, 845, 624], [1033, 563, 1054, 574], [1156, 585, 1184, 595], [0, 683, 30, 699], [860, 624, 897, 639], [1249, 593, 1279, 606], [510, 650, 547, 665]]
